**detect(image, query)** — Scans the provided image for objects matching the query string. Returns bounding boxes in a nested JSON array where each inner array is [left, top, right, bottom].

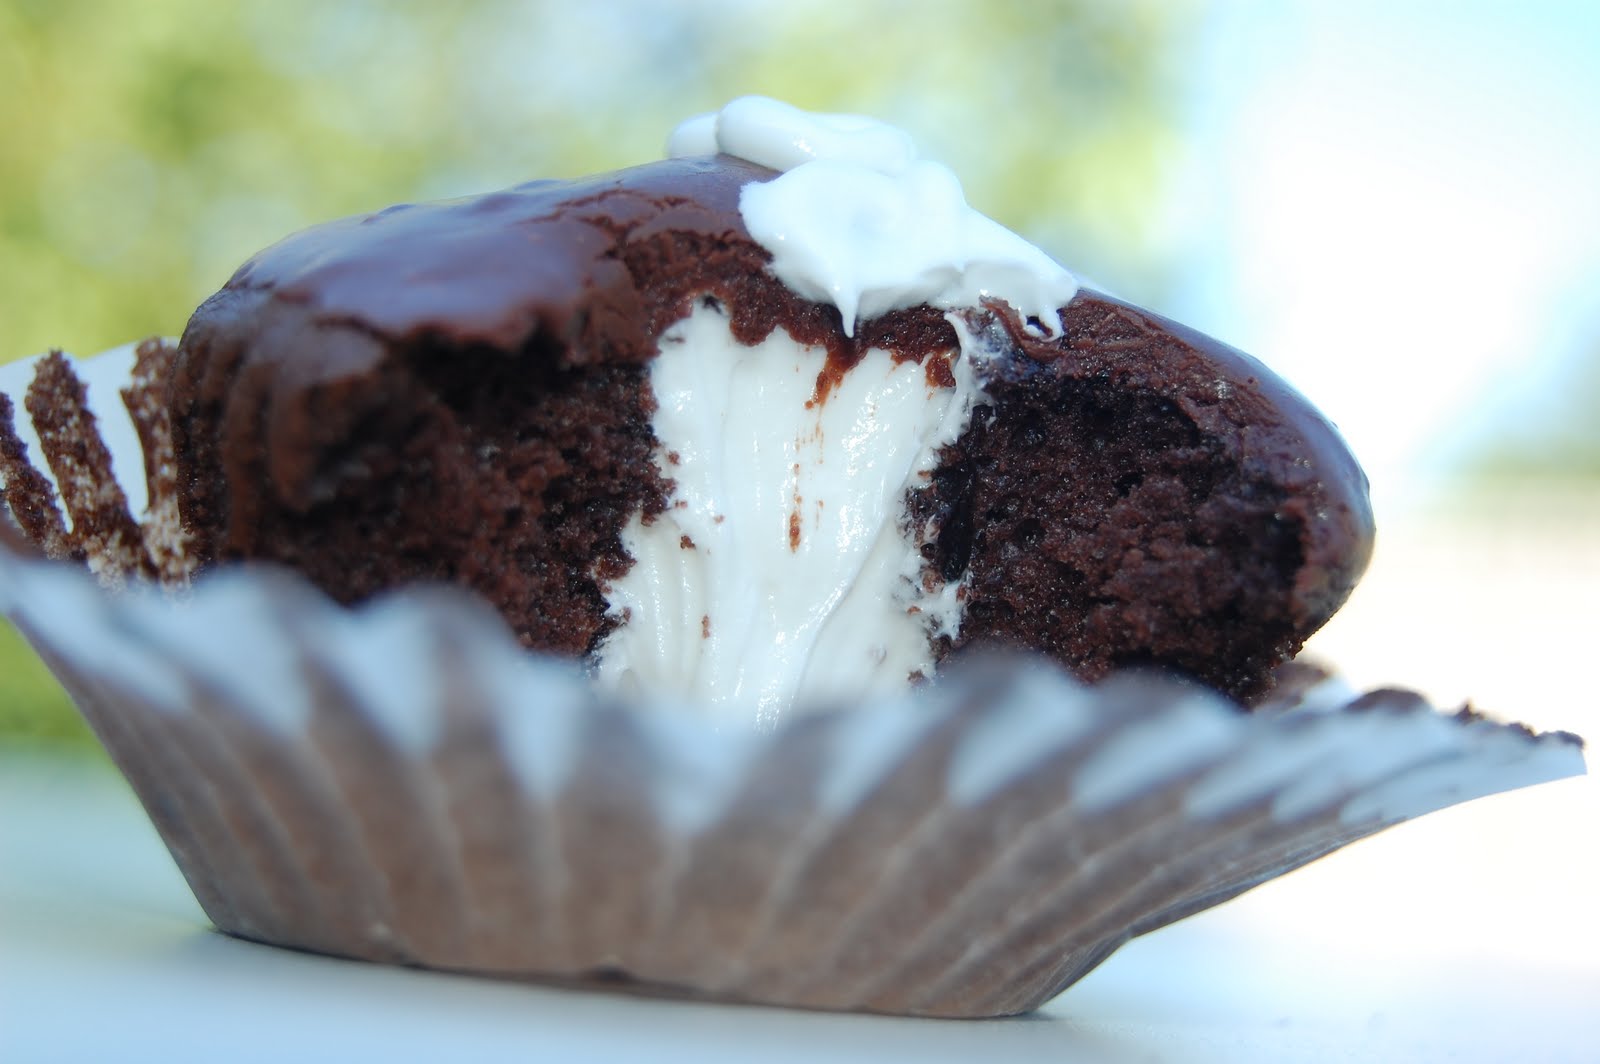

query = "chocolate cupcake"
[[0, 97, 1583, 1016], [14, 101, 1369, 716]]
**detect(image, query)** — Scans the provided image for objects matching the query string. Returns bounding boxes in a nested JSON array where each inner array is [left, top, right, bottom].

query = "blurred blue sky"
[[1167, 0, 1600, 506]]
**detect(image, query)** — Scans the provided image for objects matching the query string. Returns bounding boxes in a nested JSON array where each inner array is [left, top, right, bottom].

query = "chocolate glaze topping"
[[166, 155, 1373, 700]]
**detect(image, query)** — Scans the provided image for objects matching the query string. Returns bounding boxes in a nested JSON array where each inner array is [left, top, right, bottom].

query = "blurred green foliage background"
[[0, 0, 1188, 749], [0, 0, 1187, 360], [1467, 333, 1600, 480]]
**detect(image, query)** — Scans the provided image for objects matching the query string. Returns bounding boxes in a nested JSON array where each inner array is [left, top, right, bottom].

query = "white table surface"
[[2, 751, 1595, 1064]]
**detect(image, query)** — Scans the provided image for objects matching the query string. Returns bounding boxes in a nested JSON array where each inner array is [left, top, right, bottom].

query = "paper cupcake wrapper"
[[0, 344, 1588, 1016], [0, 546, 1585, 1017]]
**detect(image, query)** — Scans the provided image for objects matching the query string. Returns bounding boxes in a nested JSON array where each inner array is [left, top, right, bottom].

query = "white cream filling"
[[594, 302, 983, 729]]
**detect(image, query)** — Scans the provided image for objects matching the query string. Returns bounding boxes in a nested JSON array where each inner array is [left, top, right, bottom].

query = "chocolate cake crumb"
[[24, 353, 151, 586], [0, 391, 72, 560], [121, 339, 194, 586]]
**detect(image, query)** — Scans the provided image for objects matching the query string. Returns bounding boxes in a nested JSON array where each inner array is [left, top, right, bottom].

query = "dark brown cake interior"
[[2, 156, 1373, 702], [174, 322, 670, 657], [913, 303, 1369, 700]]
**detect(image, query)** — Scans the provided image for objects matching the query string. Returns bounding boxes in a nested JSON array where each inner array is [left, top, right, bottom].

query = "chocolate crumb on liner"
[[1, 340, 189, 585]]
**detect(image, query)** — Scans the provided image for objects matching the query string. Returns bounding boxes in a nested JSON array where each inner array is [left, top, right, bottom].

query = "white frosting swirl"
[[667, 97, 918, 175], [668, 96, 1078, 336]]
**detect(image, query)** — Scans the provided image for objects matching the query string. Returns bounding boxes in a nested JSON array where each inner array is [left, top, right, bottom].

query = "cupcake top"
[[6, 99, 1375, 724]]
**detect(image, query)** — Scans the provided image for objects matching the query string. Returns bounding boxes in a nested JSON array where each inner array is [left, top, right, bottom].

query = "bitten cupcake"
[[0, 97, 1583, 1017]]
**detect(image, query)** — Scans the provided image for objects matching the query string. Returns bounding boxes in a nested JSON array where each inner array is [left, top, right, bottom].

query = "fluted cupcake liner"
[[0, 545, 1584, 1017], [0, 346, 1588, 1017]]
